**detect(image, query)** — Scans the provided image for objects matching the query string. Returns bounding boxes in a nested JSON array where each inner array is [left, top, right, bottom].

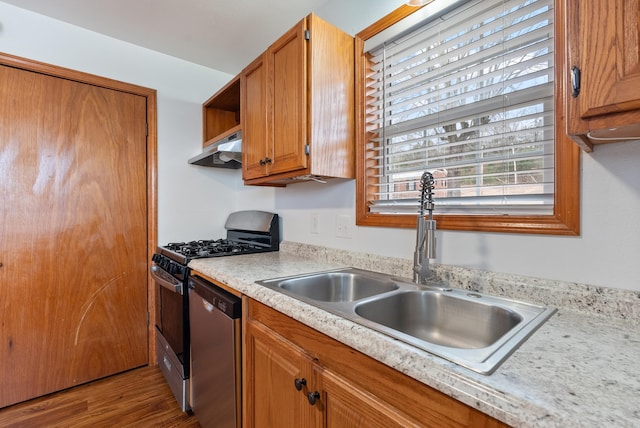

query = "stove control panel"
[[152, 253, 187, 281]]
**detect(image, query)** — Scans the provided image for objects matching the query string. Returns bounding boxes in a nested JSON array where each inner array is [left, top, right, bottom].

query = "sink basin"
[[257, 268, 556, 374], [260, 269, 398, 302], [355, 291, 523, 349]]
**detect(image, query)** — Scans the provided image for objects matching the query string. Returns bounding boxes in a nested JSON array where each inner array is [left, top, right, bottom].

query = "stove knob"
[[167, 263, 177, 275], [175, 265, 185, 277], [152, 254, 161, 263]]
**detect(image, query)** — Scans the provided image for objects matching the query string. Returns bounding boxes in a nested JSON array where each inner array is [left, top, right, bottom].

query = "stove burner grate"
[[166, 239, 263, 258]]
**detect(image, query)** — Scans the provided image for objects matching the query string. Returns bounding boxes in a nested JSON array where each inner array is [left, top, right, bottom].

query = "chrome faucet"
[[413, 171, 437, 284]]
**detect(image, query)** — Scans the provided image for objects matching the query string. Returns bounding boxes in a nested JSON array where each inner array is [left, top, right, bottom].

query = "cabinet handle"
[[571, 66, 581, 98], [307, 391, 320, 405], [294, 377, 307, 391], [259, 159, 265, 165], [264, 157, 272, 164]]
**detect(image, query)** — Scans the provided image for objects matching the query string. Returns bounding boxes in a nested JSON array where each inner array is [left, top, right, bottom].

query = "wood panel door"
[[0, 64, 149, 408]]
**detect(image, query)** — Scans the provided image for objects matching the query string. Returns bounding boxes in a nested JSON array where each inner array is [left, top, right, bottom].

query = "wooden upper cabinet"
[[241, 14, 355, 185], [566, 0, 640, 151]]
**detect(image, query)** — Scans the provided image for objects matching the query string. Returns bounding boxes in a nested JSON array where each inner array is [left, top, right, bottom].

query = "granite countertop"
[[189, 243, 640, 427]]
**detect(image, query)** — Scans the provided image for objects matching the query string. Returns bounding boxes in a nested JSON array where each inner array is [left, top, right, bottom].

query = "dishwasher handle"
[[202, 299, 215, 313]]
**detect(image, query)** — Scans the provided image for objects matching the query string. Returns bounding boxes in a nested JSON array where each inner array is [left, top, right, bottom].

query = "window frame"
[[355, 1, 580, 235]]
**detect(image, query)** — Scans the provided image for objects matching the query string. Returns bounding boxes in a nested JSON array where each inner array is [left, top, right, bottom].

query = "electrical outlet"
[[311, 213, 320, 234], [335, 215, 352, 238]]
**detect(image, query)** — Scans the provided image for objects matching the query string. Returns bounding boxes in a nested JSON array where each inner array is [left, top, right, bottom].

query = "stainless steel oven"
[[151, 254, 190, 411], [150, 210, 279, 414]]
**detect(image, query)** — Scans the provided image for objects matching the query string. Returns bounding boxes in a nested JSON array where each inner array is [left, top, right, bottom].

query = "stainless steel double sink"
[[256, 268, 556, 374]]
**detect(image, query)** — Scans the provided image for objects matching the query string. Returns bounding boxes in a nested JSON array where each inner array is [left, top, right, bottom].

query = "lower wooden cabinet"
[[322, 369, 422, 428], [243, 298, 508, 428], [244, 318, 323, 427]]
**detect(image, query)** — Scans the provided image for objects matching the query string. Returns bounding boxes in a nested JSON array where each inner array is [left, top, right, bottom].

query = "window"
[[355, 0, 580, 234]]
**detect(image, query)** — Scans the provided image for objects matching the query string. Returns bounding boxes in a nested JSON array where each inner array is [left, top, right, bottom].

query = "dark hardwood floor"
[[0, 366, 201, 427]]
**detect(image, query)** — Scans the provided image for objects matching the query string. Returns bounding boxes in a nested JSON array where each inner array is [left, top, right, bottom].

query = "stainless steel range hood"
[[188, 131, 242, 168]]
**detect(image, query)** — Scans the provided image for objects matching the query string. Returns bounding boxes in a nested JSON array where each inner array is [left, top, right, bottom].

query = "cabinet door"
[[244, 319, 320, 428], [569, 0, 640, 118], [268, 18, 308, 175], [322, 369, 422, 428], [242, 54, 269, 180]]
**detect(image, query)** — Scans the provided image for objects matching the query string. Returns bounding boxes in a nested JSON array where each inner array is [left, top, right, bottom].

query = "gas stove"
[[150, 210, 279, 412], [158, 238, 271, 264], [154, 210, 280, 266]]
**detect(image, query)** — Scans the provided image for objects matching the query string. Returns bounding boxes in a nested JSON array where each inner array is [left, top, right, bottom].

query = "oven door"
[[151, 264, 184, 294], [151, 262, 190, 411], [151, 265, 188, 366], [154, 270, 185, 364]]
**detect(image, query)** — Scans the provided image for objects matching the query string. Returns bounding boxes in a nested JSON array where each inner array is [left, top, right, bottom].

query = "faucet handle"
[[425, 219, 437, 260]]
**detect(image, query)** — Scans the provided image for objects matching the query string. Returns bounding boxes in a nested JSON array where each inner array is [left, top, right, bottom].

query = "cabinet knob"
[[294, 377, 307, 391], [307, 391, 320, 406], [259, 159, 265, 165], [264, 157, 272, 164]]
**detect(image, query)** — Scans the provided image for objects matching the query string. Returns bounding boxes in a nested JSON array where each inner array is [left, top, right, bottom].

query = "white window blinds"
[[365, 0, 555, 215]]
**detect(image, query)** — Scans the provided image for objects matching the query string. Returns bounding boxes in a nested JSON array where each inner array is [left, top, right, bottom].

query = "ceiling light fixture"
[[406, 0, 430, 5]]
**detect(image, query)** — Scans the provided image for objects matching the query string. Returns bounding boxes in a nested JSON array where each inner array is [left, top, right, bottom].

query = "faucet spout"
[[413, 171, 436, 284]]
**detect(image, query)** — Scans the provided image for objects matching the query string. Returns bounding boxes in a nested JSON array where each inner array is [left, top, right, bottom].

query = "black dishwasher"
[[188, 275, 242, 428]]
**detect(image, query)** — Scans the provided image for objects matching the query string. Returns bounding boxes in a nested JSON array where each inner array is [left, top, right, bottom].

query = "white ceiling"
[[1, 0, 348, 75]]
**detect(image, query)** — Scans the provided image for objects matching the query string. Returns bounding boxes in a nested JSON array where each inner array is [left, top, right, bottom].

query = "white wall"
[[314, 0, 408, 35], [0, 1, 242, 243]]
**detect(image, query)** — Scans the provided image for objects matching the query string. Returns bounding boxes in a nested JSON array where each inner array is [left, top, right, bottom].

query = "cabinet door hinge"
[[570, 66, 581, 98], [305, 144, 310, 156], [304, 30, 310, 41]]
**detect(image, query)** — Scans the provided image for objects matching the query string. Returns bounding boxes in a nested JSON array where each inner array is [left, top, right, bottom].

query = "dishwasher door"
[[188, 275, 242, 428]]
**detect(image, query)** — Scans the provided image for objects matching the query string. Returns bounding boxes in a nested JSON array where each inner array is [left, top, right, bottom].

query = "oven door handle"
[[150, 265, 183, 295]]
